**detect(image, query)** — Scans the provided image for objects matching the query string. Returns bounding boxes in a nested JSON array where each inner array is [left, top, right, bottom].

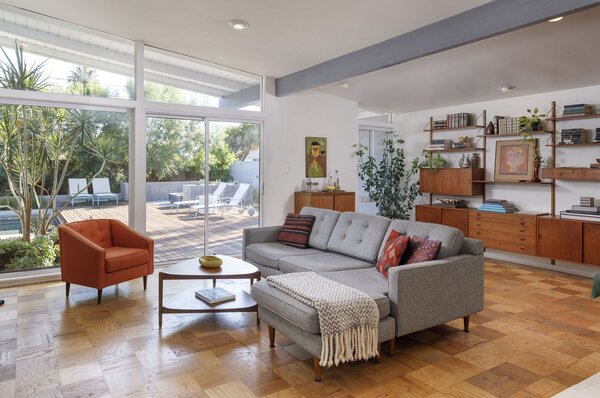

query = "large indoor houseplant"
[[352, 134, 421, 220]]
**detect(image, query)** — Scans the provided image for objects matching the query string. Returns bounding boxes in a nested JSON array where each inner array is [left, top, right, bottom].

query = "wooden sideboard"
[[416, 204, 600, 267], [294, 191, 355, 213], [416, 204, 539, 257], [468, 209, 537, 256]]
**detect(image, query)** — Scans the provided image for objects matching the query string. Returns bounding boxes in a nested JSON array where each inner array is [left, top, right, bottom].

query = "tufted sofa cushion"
[[327, 212, 390, 263], [381, 220, 463, 260], [65, 219, 112, 248], [299, 207, 341, 250]]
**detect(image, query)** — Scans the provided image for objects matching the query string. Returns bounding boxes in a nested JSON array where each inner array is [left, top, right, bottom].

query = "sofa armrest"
[[58, 225, 106, 288], [459, 237, 484, 255], [387, 254, 484, 337], [242, 225, 282, 260]]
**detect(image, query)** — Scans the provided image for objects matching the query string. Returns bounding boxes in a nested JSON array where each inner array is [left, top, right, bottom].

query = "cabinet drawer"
[[484, 238, 537, 256], [468, 220, 536, 237], [469, 211, 536, 227], [469, 227, 535, 245]]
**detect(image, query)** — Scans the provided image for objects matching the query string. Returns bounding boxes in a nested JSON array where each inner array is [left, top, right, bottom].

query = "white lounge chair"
[[92, 178, 119, 205], [68, 178, 93, 206], [171, 182, 228, 212], [190, 183, 254, 218]]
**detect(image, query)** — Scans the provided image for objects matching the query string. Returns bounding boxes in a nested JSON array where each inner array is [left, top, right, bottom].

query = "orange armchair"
[[58, 219, 154, 304]]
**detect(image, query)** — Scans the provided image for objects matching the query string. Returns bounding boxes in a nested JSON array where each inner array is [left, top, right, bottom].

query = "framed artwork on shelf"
[[494, 139, 535, 181], [305, 137, 327, 178]]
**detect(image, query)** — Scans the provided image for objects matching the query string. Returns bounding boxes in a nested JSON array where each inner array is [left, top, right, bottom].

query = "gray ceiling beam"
[[219, 84, 260, 109], [275, 0, 600, 97]]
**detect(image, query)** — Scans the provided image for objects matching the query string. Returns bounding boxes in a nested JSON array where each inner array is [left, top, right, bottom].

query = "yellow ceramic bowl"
[[199, 256, 223, 268]]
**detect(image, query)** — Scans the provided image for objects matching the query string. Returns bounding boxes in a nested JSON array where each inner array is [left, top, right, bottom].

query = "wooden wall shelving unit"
[[417, 101, 600, 268]]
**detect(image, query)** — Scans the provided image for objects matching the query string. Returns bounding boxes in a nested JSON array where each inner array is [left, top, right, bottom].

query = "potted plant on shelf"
[[522, 133, 542, 182], [352, 135, 421, 220], [421, 152, 447, 172], [518, 108, 546, 132]]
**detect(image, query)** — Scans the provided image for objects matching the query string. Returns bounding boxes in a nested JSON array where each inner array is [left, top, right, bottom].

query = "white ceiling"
[[2, 0, 599, 113], [320, 6, 600, 113], [0, 0, 489, 78]]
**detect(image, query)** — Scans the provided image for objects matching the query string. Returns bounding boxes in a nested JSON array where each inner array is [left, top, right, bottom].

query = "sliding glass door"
[[207, 121, 260, 255], [145, 118, 260, 264]]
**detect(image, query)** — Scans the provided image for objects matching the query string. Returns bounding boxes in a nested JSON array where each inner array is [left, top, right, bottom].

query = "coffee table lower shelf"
[[159, 286, 258, 327]]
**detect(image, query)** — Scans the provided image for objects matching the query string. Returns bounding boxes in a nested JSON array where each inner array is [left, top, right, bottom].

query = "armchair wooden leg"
[[463, 315, 470, 333], [268, 325, 275, 348], [97, 289, 103, 305], [313, 357, 322, 382], [65, 282, 70, 297], [143, 276, 148, 291]]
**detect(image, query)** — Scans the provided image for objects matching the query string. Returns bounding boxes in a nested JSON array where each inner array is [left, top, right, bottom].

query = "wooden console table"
[[294, 191, 355, 213]]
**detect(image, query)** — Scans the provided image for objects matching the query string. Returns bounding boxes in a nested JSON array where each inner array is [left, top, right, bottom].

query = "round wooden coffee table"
[[158, 255, 261, 327]]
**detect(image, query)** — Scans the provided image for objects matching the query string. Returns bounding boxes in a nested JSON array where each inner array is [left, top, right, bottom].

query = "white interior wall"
[[395, 83, 600, 276], [262, 82, 359, 226]]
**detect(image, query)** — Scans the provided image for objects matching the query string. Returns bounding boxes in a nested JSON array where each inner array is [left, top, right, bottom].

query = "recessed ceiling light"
[[548, 16, 563, 22], [339, 81, 350, 88], [229, 19, 249, 30], [498, 86, 516, 93]]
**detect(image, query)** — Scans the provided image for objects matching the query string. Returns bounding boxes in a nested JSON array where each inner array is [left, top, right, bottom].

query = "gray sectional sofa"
[[246, 207, 484, 380]]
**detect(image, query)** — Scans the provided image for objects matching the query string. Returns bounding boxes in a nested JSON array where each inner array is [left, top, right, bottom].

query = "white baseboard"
[[484, 249, 597, 278], [0, 267, 62, 288]]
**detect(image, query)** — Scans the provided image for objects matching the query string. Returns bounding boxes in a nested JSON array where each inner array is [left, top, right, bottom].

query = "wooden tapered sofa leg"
[[313, 357, 322, 382], [386, 338, 395, 357], [65, 282, 70, 297], [463, 315, 470, 333], [97, 289, 103, 305], [143, 276, 148, 290], [268, 325, 275, 347]]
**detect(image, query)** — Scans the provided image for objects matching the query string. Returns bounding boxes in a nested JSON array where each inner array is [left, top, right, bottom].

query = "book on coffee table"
[[195, 287, 235, 305]]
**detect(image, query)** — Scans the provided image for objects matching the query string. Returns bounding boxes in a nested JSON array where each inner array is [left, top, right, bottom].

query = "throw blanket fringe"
[[267, 272, 379, 367]]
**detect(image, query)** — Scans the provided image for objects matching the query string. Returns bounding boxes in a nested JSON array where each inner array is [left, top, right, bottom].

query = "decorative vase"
[[470, 153, 481, 169], [459, 154, 470, 168], [486, 121, 495, 135], [532, 158, 541, 182]]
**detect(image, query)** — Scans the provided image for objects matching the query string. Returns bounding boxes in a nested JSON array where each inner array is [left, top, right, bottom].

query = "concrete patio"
[[60, 202, 258, 264]]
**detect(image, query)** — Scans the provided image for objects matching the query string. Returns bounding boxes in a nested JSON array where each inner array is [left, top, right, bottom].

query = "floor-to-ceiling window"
[[0, 4, 263, 275]]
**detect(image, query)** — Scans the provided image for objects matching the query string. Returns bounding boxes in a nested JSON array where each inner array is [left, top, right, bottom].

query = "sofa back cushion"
[[327, 212, 390, 262], [66, 219, 112, 248], [381, 220, 463, 260], [299, 207, 341, 250]]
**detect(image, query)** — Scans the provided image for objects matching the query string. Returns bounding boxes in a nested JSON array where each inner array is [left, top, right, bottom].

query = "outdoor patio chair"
[[190, 183, 255, 218], [92, 178, 119, 205], [68, 178, 94, 206], [171, 182, 228, 212]]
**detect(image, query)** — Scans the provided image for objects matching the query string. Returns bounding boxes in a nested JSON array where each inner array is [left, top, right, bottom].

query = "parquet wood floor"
[[0, 259, 599, 397]]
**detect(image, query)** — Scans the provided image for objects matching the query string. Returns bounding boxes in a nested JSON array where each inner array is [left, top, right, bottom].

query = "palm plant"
[[67, 66, 97, 96]]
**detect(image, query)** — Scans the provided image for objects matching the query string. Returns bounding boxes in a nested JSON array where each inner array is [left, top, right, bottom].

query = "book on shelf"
[[478, 199, 517, 213], [195, 287, 236, 305], [572, 205, 600, 213], [560, 211, 600, 222], [562, 104, 595, 116]]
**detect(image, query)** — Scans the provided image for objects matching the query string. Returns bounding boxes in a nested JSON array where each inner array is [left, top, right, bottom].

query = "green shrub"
[[0, 234, 59, 272]]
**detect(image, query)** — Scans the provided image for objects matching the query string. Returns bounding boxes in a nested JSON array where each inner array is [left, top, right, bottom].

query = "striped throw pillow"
[[277, 213, 316, 248]]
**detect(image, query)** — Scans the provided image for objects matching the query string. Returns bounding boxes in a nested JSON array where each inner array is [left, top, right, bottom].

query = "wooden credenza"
[[415, 204, 540, 256], [294, 191, 355, 213], [468, 209, 538, 256], [537, 216, 600, 265]]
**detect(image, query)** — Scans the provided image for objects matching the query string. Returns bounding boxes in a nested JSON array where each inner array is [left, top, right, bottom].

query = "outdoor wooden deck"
[[60, 202, 258, 264]]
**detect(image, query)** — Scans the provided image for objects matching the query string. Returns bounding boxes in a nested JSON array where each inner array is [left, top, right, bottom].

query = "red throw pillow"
[[277, 213, 316, 248], [404, 235, 442, 264], [375, 230, 410, 277]]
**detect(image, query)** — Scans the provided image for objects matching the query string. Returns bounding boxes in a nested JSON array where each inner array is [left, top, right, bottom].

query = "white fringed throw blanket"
[[266, 272, 379, 367]]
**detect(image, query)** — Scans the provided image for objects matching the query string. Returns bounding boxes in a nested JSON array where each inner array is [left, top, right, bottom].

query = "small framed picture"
[[494, 139, 535, 181], [305, 137, 327, 178]]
